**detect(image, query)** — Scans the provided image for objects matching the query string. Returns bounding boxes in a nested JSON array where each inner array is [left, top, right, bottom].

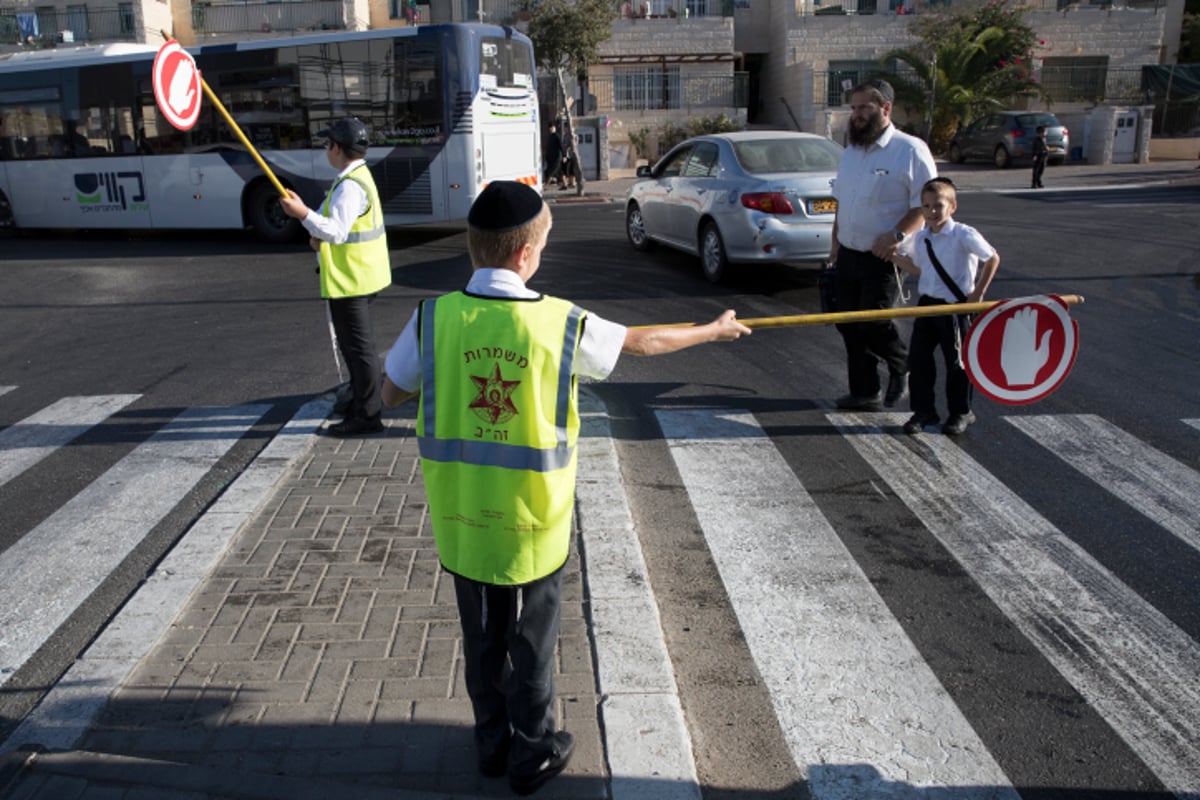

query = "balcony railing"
[[191, 0, 351, 36], [801, 0, 1162, 15], [0, 7, 139, 45], [585, 72, 748, 113]]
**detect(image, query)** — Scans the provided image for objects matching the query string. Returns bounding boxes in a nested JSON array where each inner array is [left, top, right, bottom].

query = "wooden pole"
[[633, 294, 1085, 330]]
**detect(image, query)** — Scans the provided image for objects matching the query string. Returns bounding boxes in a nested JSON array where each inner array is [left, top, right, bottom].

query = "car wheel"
[[948, 143, 964, 164], [626, 202, 653, 251], [246, 181, 303, 243], [700, 221, 728, 284], [993, 145, 1012, 169]]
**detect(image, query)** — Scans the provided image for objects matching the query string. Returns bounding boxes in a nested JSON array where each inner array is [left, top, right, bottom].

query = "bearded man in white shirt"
[[828, 79, 937, 411]]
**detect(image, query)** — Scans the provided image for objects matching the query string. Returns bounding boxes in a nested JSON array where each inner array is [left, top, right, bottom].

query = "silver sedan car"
[[625, 131, 842, 283]]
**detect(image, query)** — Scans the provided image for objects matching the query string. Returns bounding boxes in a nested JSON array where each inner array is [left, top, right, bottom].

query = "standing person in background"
[[1031, 125, 1048, 189], [828, 78, 937, 411], [280, 117, 391, 437], [380, 181, 749, 795], [543, 123, 564, 187]]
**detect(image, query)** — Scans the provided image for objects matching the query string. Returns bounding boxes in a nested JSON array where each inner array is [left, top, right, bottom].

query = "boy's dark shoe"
[[942, 412, 976, 436], [884, 372, 909, 407], [836, 393, 882, 411], [902, 412, 940, 435], [510, 732, 574, 796], [328, 417, 385, 437], [478, 737, 511, 778]]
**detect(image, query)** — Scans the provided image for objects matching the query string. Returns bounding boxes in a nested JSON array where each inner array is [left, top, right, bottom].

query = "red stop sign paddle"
[[152, 40, 202, 131], [964, 294, 1079, 405]]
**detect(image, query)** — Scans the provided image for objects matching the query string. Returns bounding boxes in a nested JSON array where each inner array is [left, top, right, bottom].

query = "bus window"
[[480, 37, 533, 91], [0, 87, 64, 160], [392, 39, 441, 139], [76, 62, 140, 156]]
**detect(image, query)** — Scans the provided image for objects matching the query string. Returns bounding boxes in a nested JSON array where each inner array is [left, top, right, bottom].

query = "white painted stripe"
[[833, 412, 1200, 798], [0, 386, 14, 398], [1185, 419, 1200, 434], [0, 404, 270, 688], [576, 389, 700, 800], [0, 395, 141, 489], [0, 399, 330, 754], [1006, 414, 1200, 554], [657, 408, 1016, 800]]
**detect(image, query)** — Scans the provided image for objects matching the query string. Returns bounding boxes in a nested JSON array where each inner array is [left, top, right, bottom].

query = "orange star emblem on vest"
[[469, 363, 520, 424]]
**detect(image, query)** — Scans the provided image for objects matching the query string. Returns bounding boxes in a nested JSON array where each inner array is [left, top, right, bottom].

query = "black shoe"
[[330, 382, 353, 415], [942, 412, 976, 436], [510, 732, 574, 796], [902, 412, 940, 435], [884, 372, 908, 407], [836, 393, 882, 411], [328, 417, 384, 437]]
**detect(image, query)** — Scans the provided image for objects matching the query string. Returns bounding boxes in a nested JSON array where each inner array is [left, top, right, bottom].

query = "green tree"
[[883, 0, 1042, 153], [525, 0, 616, 119]]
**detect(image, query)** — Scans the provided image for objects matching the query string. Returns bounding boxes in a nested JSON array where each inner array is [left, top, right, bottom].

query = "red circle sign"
[[152, 40, 201, 131], [964, 294, 1079, 405]]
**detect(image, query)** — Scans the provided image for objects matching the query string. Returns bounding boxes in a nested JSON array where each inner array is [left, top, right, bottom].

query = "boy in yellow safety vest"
[[281, 116, 391, 437], [381, 181, 749, 795]]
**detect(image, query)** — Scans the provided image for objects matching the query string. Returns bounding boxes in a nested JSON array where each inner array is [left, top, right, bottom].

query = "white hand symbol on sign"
[[168, 59, 195, 115], [1000, 307, 1052, 386]]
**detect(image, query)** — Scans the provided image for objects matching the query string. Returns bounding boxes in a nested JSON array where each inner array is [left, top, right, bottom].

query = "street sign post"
[[964, 294, 1079, 405]]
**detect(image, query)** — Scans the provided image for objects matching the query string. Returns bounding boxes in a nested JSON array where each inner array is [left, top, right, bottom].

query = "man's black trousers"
[[833, 246, 909, 399]]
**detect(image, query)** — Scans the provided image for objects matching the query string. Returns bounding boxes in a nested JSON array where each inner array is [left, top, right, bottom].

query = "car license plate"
[[1049, 146, 1063, 152], [810, 198, 837, 214]]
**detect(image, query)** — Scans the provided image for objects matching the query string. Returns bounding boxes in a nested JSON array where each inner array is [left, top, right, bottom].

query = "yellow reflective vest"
[[318, 163, 391, 299], [416, 291, 584, 585]]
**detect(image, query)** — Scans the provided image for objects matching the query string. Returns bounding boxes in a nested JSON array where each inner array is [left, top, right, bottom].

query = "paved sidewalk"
[[0, 404, 609, 800]]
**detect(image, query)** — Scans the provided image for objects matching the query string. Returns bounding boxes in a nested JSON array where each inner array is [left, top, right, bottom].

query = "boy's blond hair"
[[467, 203, 552, 268], [921, 176, 957, 205]]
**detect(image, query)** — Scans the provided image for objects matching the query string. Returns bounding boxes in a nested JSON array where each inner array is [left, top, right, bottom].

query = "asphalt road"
[[1, 183, 1198, 795]]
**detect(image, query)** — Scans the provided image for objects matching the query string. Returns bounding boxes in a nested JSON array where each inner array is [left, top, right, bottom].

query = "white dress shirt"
[[301, 159, 369, 244], [831, 125, 937, 252], [904, 219, 997, 302], [384, 268, 627, 393]]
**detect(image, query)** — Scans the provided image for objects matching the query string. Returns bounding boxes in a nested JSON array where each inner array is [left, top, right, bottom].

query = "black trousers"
[[908, 296, 973, 417], [327, 294, 382, 422], [833, 246, 909, 398], [453, 566, 563, 773], [1032, 156, 1046, 187]]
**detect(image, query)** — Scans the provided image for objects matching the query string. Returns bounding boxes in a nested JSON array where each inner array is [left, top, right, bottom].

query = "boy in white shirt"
[[891, 177, 999, 435]]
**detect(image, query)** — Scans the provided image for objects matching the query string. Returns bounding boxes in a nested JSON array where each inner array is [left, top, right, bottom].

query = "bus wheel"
[[246, 182, 302, 243]]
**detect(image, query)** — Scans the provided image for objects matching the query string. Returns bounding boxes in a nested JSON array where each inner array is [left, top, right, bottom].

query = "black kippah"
[[468, 181, 544, 232]]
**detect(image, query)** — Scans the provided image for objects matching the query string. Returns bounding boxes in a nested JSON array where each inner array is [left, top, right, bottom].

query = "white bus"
[[0, 23, 541, 240]]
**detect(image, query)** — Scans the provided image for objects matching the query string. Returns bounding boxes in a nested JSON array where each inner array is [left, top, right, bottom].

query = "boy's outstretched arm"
[[622, 310, 751, 356]]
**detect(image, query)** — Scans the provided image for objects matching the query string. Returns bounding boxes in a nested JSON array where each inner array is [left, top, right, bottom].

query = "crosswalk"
[[579, 402, 1200, 800], [0, 392, 272, 689], [4, 388, 1199, 797]]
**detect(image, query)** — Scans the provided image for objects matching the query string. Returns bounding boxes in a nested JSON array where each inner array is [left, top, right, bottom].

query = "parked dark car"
[[948, 111, 1069, 169]]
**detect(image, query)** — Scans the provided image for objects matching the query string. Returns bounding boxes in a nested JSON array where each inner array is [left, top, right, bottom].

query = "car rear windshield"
[[732, 137, 842, 175], [1016, 113, 1061, 128]]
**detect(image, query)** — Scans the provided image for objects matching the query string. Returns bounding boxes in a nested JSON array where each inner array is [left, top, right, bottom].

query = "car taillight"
[[1011, 128, 1026, 137], [1062, 127, 1069, 136], [741, 192, 794, 215]]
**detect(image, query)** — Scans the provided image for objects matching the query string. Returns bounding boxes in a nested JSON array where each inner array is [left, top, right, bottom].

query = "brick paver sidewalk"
[[3, 416, 606, 800]]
